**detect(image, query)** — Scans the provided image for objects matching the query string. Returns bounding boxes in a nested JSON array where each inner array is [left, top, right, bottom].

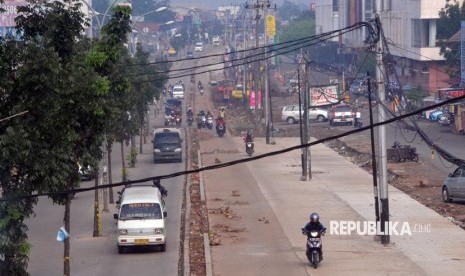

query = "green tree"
[[278, 0, 303, 21], [437, 0, 465, 77], [279, 17, 315, 56], [0, 1, 110, 274]]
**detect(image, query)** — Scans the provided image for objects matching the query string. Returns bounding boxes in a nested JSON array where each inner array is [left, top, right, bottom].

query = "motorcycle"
[[438, 114, 452, 127], [216, 123, 225, 137], [201, 115, 207, 128], [206, 116, 214, 130], [175, 115, 182, 126], [245, 141, 254, 156], [302, 228, 324, 269], [164, 115, 175, 126], [198, 82, 204, 95], [187, 115, 194, 126]]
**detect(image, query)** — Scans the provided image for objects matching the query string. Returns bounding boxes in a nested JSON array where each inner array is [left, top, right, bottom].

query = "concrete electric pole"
[[374, 0, 390, 244]]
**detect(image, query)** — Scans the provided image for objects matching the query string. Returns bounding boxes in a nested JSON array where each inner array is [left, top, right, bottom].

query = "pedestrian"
[[355, 108, 361, 128]]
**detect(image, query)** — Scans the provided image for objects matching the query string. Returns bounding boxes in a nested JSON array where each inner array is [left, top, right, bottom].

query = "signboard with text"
[[249, 90, 262, 110], [309, 85, 339, 106], [0, 0, 27, 27]]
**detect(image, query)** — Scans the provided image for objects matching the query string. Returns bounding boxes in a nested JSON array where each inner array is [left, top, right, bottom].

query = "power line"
[[2, 94, 464, 202], [134, 23, 368, 83]]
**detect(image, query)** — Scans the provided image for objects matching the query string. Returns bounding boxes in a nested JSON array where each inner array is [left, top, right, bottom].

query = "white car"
[[194, 42, 204, 52], [281, 104, 328, 124]]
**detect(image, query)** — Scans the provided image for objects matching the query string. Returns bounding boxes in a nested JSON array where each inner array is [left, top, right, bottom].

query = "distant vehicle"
[[186, 50, 194, 59], [350, 79, 368, 96], [428, 110, 443, 122], [78, 164, 94, 181], [194, 42, 204, 52], [152, 128, 183, 163], [114, 184, 167, 253], [212, 36, 220, 46], [442, 166, 465, 203], [328, 104, 354, 126], [281, 104, 328, 125], [172, 84, 185, 99]]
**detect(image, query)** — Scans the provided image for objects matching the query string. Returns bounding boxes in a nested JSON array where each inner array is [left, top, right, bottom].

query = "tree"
[[0, 1, 110, 274], [277, 0, 303, 21], [279, 17, 315, 56], [437, 0, 465, 77]]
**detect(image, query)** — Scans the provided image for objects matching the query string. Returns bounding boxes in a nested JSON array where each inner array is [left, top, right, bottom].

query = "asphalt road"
[[26, 60, 190, 276]]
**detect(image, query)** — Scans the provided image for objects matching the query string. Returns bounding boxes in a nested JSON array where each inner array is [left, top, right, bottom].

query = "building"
[[1, 0, 91, 38], [314, 0, 459, 96]]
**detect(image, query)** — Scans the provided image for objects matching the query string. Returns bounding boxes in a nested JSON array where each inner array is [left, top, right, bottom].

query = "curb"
[[197, 149, 213, 276], [182, 126, 191, 276]]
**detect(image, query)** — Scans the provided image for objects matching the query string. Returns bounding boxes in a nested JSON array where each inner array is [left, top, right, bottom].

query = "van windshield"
[[155, 133, 180, 143], [120, 203, 162, 220]]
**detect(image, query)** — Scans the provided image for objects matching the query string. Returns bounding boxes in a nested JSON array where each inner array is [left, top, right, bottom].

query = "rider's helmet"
[[310, 213, 319, 224], [246, 130, 252, 137]]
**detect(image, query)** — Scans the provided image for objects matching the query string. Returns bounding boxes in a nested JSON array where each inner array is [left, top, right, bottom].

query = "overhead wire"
[[376, 20, 465, 168], [131, 22, 370, 82], [1, 94, 464, 202]]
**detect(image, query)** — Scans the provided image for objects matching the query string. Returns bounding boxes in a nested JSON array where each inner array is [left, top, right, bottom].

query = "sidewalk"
[[202, 136, 465, 275]]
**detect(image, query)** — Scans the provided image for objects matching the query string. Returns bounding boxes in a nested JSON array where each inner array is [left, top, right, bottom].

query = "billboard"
[[309, 84, 339, 106], [249, 90, 262, 110], [0, 0, 27, 27]]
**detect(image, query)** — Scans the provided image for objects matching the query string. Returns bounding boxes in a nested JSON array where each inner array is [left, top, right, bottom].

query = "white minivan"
[[172, 84, 185, 99], [114, 185, 167, 253]]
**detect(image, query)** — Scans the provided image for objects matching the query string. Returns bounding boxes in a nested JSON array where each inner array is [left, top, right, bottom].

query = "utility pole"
[[304, 52, 312, 180], [374, 0, 389, 244], [254, 0, 260, 121], [297, 68, 305, 179], [102, 136, 109, 213], [367, 73, 380, 227], [300, 51, 308, 181], [264, 5, 270, 143]]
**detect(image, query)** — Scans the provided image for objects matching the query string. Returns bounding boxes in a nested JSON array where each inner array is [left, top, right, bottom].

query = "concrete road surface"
[[27, 75, 189, 275]]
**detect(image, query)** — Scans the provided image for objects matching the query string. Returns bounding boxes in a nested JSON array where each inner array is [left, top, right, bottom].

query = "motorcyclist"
[[198, 80, 203, 89], [206, 110, 213, 118], [216, 116, 225, 131], [302, 213, 326, 260], [198, 109, 205, 117], [219, 107, 225, 118], [187, 107, 194, 117], [152, 179, 167, 197], [243, 130, 254, 151]]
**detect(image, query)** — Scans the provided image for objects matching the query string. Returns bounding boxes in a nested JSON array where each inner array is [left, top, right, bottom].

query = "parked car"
[[186, 50, 194, 59], [442, 166, 465, 203], [428, 110, 444, 122], [328, 104, 354, 126], [281, 104, 328, 125], [194, 42, 204, 52]]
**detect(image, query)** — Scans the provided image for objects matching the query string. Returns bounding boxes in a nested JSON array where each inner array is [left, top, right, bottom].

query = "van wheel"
[[118, 245, 124, 254], [287, 117, 296, 125], [160, 243, 166, 252], [442, 187, 452, 203], [316, 115, 325, 122]]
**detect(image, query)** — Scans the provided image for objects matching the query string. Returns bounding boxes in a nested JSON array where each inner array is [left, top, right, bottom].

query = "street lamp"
[[130, 19, 175, 56], [130, 6, 168, 30], [81, 0, 121, 38]]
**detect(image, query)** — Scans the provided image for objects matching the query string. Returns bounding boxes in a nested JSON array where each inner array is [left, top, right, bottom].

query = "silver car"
[[281, 104, 328, 125], [442, 166, 465, 203]]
